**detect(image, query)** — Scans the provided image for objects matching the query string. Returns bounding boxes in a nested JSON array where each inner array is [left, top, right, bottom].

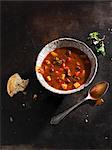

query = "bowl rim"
[[35, 37, 98, 94]]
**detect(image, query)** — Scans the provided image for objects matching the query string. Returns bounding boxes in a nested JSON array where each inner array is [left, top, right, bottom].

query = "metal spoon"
[[50, 81, 109, 125]]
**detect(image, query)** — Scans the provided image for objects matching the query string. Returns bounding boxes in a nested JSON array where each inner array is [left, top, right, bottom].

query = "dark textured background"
[[1, 1, 112, 149]]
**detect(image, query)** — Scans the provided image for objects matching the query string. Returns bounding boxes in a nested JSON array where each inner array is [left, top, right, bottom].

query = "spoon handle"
[[50, 98, 87, 125]]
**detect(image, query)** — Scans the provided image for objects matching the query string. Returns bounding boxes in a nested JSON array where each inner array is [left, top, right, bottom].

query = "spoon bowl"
[[89, 81, 109, 99], [85, 81, 109, 101]]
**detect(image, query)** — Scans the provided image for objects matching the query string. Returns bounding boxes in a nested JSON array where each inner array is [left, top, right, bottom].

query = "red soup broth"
[[38, 47, 91, 90]]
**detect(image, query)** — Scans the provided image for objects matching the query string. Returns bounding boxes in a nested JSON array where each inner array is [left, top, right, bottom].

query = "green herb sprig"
[[88, 32, 106, 56]]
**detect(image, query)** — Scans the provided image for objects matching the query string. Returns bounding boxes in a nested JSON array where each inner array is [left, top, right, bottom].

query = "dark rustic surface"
[[1, 1, 112, 149]]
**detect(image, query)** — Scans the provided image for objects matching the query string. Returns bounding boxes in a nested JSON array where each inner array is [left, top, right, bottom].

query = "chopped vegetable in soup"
[[38, 47, 91, 90]]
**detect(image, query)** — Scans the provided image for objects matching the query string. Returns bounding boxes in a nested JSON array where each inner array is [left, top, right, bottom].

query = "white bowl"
[[35, 38, 98, 94]]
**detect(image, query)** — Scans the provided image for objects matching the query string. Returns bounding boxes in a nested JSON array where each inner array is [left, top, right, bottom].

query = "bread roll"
[[7, 73, 29, 97]]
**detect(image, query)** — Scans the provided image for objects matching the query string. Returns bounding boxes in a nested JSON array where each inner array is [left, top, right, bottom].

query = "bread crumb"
[[9, 116, 14, 122], [23, 91, 27, 95], [22, 103, 26, 107], [86, 113, 88, 117], [85, 118, 89, 123], [105, 136, 108, 140], [33, 94, 38, 101]]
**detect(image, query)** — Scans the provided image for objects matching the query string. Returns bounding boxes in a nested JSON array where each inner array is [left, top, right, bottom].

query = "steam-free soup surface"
[[38, 47, 91, 90]]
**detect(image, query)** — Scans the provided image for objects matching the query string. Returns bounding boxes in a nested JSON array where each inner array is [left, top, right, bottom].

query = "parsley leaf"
[[88, 32, 106, 56], [88, 32, 100, 41], [96, 41, 105, 56]]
